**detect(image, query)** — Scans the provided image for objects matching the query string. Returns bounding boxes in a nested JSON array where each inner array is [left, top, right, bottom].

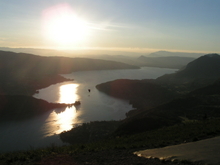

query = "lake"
[[0, 67, 177, 152]]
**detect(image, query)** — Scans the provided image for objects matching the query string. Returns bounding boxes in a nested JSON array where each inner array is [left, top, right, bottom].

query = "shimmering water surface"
[[0, 67, 177, 152]]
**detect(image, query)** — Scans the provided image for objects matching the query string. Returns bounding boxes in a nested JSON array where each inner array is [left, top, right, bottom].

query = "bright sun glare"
[[59, 84, 79, 103], [42, 4, 89, 46], [45, 83, 80, 136]]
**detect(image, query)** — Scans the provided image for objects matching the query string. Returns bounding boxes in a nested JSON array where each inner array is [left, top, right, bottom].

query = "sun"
[[46, 14, 88, 45], [42, 4, 89, 46]]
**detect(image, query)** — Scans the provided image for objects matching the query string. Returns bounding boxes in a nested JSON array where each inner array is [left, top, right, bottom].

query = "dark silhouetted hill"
[[0, 50, 139, 95], [137, 56, 195, 69], [0, 95, 72, 121], [177, 54, 220, 78], [96, 79, 179, 109], [190, 78, 220, 96], [114, 80, 220, 135], [156, 54, 220, 90]]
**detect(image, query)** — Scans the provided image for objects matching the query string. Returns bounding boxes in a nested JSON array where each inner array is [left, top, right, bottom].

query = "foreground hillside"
[[114, 84, 220, 135], [95, 78, 220, 135], [2, 117, 219, 164]]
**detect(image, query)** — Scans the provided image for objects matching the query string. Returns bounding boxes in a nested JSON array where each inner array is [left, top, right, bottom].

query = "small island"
[[66, 101, 81, 108]]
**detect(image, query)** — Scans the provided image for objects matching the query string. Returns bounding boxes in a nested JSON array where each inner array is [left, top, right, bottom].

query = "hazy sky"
[[1, 0, 220, 54]]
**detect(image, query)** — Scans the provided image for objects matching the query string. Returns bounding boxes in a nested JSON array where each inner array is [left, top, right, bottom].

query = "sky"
[[1, 0, 220, 54]]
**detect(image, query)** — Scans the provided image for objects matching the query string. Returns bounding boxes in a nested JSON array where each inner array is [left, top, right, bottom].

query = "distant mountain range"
[[137, 56, 195, 69], [85, 53, 200, 69], [147, 50, 204, 58], [0, 47, 143, 57], [0, 47, 208, 69], [135, 51, 204, 69], [0, 47, 69, 57]]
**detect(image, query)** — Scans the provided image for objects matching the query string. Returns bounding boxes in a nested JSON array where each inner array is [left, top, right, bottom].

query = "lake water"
[[0, 67, 177, 152]]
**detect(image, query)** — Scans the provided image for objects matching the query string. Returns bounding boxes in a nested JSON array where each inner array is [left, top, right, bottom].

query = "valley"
[[1, 50, 220, 165]]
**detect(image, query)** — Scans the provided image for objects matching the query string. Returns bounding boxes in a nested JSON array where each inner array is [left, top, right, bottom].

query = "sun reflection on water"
[[59, 84, 79, 103], [44, 83, 80, 136]]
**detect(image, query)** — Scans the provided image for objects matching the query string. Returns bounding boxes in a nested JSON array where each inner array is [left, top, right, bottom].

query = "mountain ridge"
[[147, 50, 204, 58], [0, 50, 139, 95], [156, 53, 220, 89], [137, 55, 195, 69]]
